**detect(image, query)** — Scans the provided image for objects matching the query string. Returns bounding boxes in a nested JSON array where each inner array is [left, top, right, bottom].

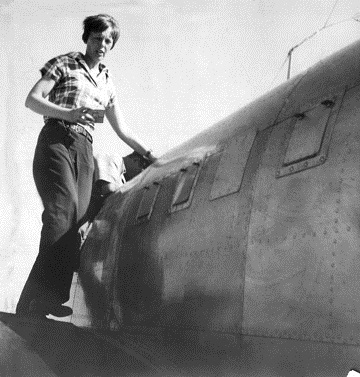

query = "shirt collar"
[[70, 51, 109, 76]]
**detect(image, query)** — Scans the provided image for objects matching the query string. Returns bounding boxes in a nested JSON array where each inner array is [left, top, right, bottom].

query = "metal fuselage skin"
[[72, 40, 360, 376]]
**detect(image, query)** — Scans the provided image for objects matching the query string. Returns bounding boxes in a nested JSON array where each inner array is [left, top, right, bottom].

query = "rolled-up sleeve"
[[40, 56, 63, 83], [106, 75, 117, 108]]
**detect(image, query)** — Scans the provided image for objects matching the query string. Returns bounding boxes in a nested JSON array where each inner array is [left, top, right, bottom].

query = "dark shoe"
[[29, 299, 73, 318], [48, 304, 73, 318]]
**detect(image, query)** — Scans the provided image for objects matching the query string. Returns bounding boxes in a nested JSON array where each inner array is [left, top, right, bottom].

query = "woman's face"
[[85, 28, 114, 63]]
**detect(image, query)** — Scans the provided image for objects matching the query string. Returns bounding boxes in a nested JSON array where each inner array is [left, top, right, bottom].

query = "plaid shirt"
[[40, 51, 116, 128]]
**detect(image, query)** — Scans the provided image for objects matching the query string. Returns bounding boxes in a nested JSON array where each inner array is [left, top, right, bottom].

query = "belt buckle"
[[72, 125, 82, 133]]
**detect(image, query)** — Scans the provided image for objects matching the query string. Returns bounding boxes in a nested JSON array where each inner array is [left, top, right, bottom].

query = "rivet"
[[347, 226, 351, 231], [321, 99, 335, 108], [320, 156, 325, 163], [304, 161, 308, 168], [290, 166, 294, 172]]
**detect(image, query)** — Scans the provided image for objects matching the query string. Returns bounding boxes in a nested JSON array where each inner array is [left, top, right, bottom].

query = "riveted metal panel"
[[283, 103, 332, 164], [243, 85, 360, 346], [136, 183, 161, 223], [170, 162, 201, 212], [210, 131, 256, 200], [277, 93, 344, 178]]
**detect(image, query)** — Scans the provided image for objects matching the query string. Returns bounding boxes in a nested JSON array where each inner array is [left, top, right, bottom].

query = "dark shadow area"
[[123, 151, 153, 181], [2, 305, 360, 377], [0, 312, 155, 377], [116, 257, 165, 326]]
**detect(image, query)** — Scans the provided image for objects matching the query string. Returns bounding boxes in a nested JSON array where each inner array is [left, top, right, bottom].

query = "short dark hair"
[[82, 14, 120, 49]]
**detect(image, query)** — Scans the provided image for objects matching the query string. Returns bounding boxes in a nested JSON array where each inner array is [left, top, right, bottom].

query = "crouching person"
[[77, 152, 126, 253]]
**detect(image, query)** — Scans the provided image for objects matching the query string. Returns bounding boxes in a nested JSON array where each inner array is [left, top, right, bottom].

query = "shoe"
[[29, 299, 73, 318], [48, 304, 73, 318]]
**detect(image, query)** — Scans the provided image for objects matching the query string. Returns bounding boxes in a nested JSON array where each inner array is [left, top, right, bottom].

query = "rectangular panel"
[[210, 131, 256, 200], [170, 162, 201, 212], [277, 94, 344, 178], [136, 183, 160, 221], [173, 164, 199, 206], [283, 104, 332, 165]]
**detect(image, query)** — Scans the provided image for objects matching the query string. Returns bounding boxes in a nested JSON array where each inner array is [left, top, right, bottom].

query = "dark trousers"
[[16, 120, 94, 312]]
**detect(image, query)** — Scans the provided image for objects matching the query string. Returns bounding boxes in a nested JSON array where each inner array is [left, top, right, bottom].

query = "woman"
[[16, 14, 157, 318]]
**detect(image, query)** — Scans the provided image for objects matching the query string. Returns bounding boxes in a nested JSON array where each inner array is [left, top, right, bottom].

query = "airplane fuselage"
[[63, 39, 360, 376]]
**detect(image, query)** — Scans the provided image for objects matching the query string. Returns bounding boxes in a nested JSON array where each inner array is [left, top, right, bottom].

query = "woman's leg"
[[16, 125, 94, 315]]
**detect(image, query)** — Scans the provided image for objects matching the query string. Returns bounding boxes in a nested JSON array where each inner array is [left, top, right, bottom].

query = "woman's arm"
[[105, 101, 158, 163], [25, 77, 94, 125]]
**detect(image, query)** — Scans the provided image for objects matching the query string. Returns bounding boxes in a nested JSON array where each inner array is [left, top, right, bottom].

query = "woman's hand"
[[144, 150, 158, 164], [66, 107, 95, 125]]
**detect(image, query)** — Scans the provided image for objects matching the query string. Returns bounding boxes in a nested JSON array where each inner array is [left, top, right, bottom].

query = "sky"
[[0, 0, 360, 311], [2, 0, 360, 156]]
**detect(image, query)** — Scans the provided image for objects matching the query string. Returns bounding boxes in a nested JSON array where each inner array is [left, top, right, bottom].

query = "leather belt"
[[48, 118, 93, 144]]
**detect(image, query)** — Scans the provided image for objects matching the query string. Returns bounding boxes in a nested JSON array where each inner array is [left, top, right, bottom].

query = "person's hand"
[[66, 107, 95, 125], [148, 152, 158, 163], [144, 150, 158, 164]]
